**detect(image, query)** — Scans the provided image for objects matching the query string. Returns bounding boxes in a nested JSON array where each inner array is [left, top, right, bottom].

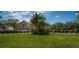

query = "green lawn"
[[0, 33, 79, 48]]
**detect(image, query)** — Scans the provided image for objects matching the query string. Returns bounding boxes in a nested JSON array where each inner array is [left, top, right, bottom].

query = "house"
[[16, 20, 31, 33], [6, 26, 14, 31]]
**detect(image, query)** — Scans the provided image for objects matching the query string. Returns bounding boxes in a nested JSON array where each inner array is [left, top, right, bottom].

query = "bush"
[[32, 29, 49, 35]]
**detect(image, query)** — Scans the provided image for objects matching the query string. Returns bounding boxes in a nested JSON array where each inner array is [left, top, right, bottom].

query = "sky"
[[0, 11, 76, 24]]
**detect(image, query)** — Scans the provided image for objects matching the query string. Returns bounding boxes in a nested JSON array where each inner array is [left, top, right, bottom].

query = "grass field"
[[0, 33, 79, 48]]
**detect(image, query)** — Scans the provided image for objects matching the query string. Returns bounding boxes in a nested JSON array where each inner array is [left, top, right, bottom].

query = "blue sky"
[[0, 11, 76, 24]]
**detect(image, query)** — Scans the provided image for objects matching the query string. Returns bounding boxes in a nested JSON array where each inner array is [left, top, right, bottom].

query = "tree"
[[0, 16, 2, 25], [75, 11, 79, 23], [0, 16, 7, 31], [65, 21, 76, 30], [0, 17, 2, 26], [30, 12, 49, 34], [75, 12, 79, 28], [51, 22, 65, 32], [0, 16, 2, 19], [0, 20, 8, 31], [7, 19, 19, 31]]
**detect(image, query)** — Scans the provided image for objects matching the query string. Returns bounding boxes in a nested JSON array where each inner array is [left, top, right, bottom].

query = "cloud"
[[36, 11, 45, 13], [25, 18, 31, 22], [54, 15, 62, 21], [6, 11, 46, 22], [0, 11, 46, 22], [7, 11, 32, 22], [55, 16, 60, 18], [75, 12, 79, 16]]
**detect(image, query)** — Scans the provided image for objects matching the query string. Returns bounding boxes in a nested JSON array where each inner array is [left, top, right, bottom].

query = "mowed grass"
[[0, 33, 79, 48]]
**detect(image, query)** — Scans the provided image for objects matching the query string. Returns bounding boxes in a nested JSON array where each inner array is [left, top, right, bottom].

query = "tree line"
[[50, 12, 79, 33]]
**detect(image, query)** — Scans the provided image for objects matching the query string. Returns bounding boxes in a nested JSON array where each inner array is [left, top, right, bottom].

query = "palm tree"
[[30, 12, 49, 34]]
